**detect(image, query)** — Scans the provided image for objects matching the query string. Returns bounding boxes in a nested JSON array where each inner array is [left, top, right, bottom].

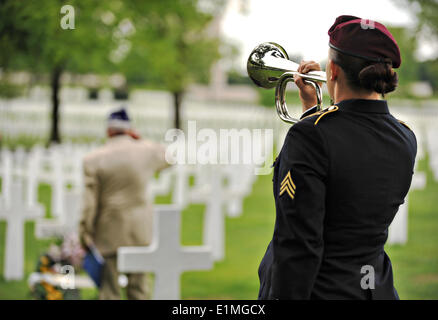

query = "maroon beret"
[[328, 15, 401, 68]]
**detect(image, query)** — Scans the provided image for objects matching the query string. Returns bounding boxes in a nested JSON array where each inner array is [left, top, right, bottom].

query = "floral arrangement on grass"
[[29, 232, 85, 300]]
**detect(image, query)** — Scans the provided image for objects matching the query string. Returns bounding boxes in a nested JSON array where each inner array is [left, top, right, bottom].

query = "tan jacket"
[[79, 135, 169, 256]]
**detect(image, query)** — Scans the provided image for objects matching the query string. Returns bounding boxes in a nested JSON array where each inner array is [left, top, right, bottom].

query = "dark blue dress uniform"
[[258, 99, 417, 300]]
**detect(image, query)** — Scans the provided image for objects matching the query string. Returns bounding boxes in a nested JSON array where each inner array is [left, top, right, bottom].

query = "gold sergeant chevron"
[[280, 171, 296, 199]]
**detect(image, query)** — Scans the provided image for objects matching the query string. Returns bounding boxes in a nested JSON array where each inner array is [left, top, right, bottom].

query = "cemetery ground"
[[0, 155, 437, 300]]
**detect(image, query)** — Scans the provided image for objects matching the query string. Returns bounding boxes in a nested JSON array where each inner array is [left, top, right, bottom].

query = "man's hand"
[[80, 233, 94, 251], [295, 61, 322, 113], [127, 129, 141, 140]]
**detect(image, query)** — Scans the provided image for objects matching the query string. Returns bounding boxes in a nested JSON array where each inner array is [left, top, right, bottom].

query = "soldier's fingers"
[[294, 75, 305, 89], [301, 61, 321, 73], [297, 61, 308, 73]]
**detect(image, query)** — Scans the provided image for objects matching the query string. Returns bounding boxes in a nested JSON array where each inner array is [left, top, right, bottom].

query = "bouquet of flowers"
[[29, 232, 85, 300]]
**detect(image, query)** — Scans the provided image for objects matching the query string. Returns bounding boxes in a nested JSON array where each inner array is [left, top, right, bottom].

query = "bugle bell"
[[247, 42, 327, 124]]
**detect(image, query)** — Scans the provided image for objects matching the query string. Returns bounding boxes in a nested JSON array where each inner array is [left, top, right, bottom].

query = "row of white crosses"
[[0, 94, 276, 143], [0, 132, 422, 297], [0, 145, 92, 280], [164, 132, 267, 261], [117, 135, 271, 299], [2, 145, 89, 238], [1, 121, 431, 298], [0, 181, 44, 280], [118, 206, 213, 300], [34, 144, 89, 238], [3, 111, 426, 297], [149, 163, 259, 262], [0, 141, 262, 298]]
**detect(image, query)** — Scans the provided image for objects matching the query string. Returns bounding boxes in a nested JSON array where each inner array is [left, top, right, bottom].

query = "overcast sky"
[[219, 0, 435, 71]]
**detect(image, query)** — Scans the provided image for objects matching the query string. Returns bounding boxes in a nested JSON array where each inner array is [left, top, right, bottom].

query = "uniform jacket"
[[79, 134, 169, 257], [258, 99, 417, 300]]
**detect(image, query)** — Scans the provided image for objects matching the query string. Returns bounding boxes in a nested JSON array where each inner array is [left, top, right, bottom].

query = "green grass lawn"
[[0, 155, 437, 299], [384, 154, 438, 299]]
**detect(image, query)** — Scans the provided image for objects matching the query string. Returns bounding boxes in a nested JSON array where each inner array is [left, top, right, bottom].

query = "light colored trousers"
[[99, 256, 149, 300]]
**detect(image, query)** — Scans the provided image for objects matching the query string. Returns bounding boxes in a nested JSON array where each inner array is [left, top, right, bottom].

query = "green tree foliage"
[[403, 0, 438, 35], [0, 0, 122, 143], [0, 0, 224, 142], [398, 0, 438, 94], [419, 58, 438, 92], [387, 27, 420, 87], [120, 0, 222, 129]]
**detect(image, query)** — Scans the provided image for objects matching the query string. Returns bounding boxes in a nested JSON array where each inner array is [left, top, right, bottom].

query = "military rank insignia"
[[280, 171, 296, 200]]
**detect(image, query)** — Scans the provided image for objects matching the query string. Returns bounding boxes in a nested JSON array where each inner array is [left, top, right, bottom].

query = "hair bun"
[[358, 62, 398, 94]]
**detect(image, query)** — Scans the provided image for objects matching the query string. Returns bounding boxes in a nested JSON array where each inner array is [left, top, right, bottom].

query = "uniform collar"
[[335, 99, 389, 114]]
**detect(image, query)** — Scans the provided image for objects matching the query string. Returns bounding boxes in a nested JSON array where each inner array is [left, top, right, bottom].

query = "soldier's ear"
[[329, 60, 339, 81]]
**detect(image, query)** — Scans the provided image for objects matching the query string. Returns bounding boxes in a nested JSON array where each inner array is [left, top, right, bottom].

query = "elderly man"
[[79, 107, 169, 300]]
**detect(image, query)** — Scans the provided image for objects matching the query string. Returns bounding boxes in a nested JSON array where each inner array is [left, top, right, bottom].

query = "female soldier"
[[258, 15, 417, 300]]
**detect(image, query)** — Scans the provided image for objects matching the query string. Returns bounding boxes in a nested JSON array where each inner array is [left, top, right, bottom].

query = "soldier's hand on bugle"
[[295, 61, 322, 112]]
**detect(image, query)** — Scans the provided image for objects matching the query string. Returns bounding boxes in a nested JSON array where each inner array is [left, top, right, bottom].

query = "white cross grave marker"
[[186, 164, 238, 262], [203, 168, 226, 261], [172, 165, 189, 208], [388, 169, 426, 244], [223, 164, 255, 218], [185, 165, 227, 261], [117, 205, 213, 300], [0, 181, 44, 280], [0, 149, 12, 208], [26, 147, 42, 209], [147, 168, 172, 202], [51, 149, 65, 219], [35, 190, 82, 238]]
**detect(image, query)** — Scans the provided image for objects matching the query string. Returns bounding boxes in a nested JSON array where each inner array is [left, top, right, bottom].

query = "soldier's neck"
[[333, 84, 381, 104]]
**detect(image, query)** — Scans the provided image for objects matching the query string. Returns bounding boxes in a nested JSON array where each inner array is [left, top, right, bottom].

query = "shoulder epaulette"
[[397, 119, 412, 131], [300, 110, 323, 121], [300, 109, 324, 121], [300, 105, 339, 125], [313, 105, 339, 125]]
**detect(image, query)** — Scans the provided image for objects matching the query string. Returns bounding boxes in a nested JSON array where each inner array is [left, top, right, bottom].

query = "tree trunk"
[[49, 66, 62, 144], [173, 91, 183, 130]]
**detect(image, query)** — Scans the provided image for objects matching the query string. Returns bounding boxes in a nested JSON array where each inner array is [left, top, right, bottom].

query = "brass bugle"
[[247, 42, 327, 124]]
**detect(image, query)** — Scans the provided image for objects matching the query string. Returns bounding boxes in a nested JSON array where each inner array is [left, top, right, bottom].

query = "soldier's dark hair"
[[329, 48, 398, 96]]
